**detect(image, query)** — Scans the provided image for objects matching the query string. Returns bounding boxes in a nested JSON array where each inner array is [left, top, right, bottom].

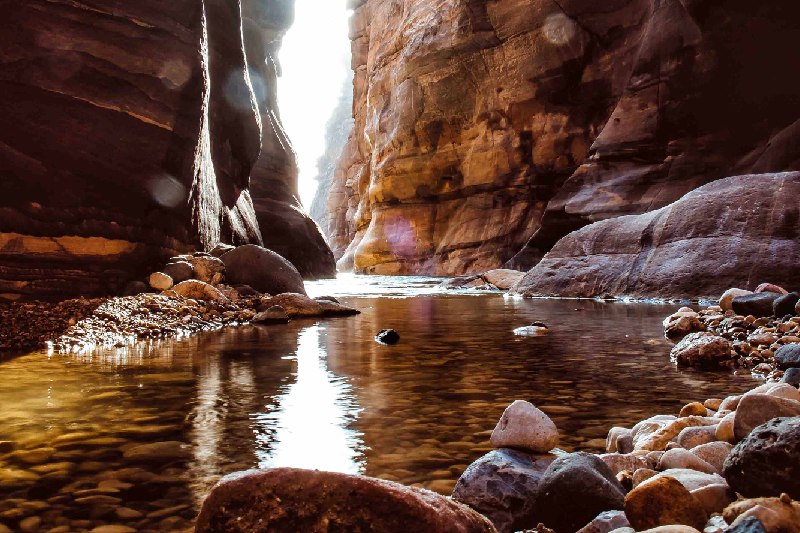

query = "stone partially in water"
[[483, 270, 525, 290], [663, 311, 705, 343], [252, 306, 289, 324], [724, 417, 800, 499], [670, 333, 732, 369], [375, 329, 400, 345], [534, 452, 626, 533], [195, 468, 496, 533], [122, 441, 191, 463], [490, 400, 558, 453], [452, 448, 553, 533]]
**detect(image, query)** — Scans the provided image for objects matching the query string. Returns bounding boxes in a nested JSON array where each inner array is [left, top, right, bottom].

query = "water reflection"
[[254, 325, 364, 474]]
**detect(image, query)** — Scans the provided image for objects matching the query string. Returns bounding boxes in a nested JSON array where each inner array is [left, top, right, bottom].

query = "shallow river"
[[0, 276, 757, 531]]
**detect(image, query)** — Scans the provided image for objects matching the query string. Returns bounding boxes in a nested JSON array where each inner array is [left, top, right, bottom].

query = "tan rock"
[[148, 272, 173, 291], [679, 402, 708, 417], [483, 269, 525, 290], [172, 281, 230, 304], [723, 496, 800, 533], [624, 475, 708, 531]]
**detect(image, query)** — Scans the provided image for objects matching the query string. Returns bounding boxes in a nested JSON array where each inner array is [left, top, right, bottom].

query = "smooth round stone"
[[679, 402, 707, 417], [782, 368, 800, 386], [490, 400, 558, 453], [715, 412, 736, 443], [677, 426, 717, 449], [733, 394, 800, 441], [624, 475, 708, 531], [658, 448, 718, 475], [148, 272, 173, 291], [690, 442, 733, 473]]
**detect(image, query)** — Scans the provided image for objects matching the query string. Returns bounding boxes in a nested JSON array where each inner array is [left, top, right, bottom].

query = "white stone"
[[719, 288, 753, 312], [490, 400, 558, 453]]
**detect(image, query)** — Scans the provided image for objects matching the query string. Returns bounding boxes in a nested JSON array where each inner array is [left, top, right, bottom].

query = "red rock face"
[[0, 0, 333, 300], [326, 0, 800, 275]]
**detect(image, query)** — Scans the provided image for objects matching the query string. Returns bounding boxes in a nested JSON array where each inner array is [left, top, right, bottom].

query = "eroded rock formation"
[[0, 0, 333, 300], [326, 0, 800, 276], [514, 173, 800, 300]]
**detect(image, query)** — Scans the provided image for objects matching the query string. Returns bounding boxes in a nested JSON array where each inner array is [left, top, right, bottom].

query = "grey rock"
[[724, 416, 800, 499], [773, 292, 800, 317], [724, 516, 766, 533], [775, 344, 800, 370], [781, 368, 800, 386], [452, 448, 554, 533], [731, 293, 781, 318], [576, 510, 630, 533], [534, 452, 626, 533], [221, 244, 306, 295]]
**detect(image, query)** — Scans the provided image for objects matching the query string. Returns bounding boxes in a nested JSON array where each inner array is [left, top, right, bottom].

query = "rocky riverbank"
[[0, 244, 358, 355]]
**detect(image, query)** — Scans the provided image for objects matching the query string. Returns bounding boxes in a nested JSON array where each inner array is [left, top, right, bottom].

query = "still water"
[[0, 276, 757, 531]]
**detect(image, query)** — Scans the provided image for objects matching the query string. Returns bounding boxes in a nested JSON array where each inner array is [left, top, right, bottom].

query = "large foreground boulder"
[[196, 468, 497, 533], [514, 173, 800, 299], [221, 245, 306, 296], [724, 417, 800, 499]]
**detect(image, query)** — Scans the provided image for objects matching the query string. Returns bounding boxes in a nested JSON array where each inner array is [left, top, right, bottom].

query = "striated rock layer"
[[325, 0, 800, 275], [514, 173, 800, 299], [0, 0, 333, 300]]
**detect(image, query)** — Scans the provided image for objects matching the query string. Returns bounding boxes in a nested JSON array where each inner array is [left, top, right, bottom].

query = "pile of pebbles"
[[451, 380, 800, 533], [0, 245, 358, 354], [663, 283, 800, 378]]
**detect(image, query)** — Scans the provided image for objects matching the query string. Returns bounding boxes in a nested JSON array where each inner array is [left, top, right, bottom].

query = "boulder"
[[732, 395, 800, 441], [576, 511, 630, 533], [221, 245, 307, 296], [148, 272, 173, 291], [483, 270, 525, 291], [162, 261, 194, 284], [775, 344, 800, 370], [490, 401, 559, 453], [624, 475, 707, 531], [724, 417, 800, 499], [720, 289, 754, 312], [452, 448, 554, 533], [732, 293, 781, 318], [195, 468, 497, 533], [534, 452, 626, 533], [670, 333, 732, 368], [188, 255, 226, 284], [664, 311, 706, 343], [774, 293, 800, 317], [172, 280, 230, 303]]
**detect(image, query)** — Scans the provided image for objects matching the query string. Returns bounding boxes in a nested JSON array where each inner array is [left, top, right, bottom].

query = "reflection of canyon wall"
[[311, 70, 355, 253], [330, 0, 800, 276], [0, 0, 333, 300]]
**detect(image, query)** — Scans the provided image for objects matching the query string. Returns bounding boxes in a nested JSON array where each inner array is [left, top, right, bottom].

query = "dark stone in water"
[[376, 329, 400, 345], [775, 344, 800, 370], [731, 293, 781, 317], [773, 292, 800, 317], [781, 368, 800, 386], [534, 452, 626, 533], [724, 416, 800, 499], [726, 516, 767, 533], [452, 448, 554, 533]]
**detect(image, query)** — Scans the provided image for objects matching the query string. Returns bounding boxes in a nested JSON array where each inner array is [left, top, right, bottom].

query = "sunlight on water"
[[253, 326, 364, 474]]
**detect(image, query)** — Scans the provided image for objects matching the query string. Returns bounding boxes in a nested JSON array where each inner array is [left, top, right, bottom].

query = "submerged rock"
[[513, 322, 550, 336], [724, 417, 800, 499], [252, 306, 289, 324], [375, 329, 400, 345], [490, 400, 558, 453], [195, 468, 496, 533], [452, 448, 553, 533]]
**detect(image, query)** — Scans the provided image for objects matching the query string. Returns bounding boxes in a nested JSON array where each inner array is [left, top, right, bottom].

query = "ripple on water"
[[0, 276, 759, 530]]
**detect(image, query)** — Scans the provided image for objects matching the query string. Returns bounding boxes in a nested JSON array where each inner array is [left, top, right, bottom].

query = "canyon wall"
[[326, 0, 800, 276], [0, 0, 333, 300]]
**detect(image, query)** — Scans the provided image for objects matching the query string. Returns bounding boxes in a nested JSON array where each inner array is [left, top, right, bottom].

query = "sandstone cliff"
[[0, 0, 333, 300], [328, 0, 800, 276]]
